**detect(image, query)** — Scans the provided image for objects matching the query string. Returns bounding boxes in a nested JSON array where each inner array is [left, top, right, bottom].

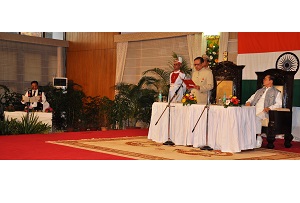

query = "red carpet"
[[1, 129, 300, 160], [261, 137, 300, 153], [0, 129, 149, 160]]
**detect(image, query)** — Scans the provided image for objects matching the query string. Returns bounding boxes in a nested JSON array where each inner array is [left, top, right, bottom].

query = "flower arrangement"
[[44, 107, 53, 113], [182, 93, 197, 106], [206, 35, 219, 68], [223, 95, 240, 108]]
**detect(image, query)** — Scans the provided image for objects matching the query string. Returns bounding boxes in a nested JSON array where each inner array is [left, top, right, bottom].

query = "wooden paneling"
[[66, 32, 119, 99]]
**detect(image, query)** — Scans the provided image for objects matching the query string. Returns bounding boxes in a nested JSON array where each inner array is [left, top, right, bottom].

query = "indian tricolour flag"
[[237, 32, 300, 80], [236, 32, 300, 106]]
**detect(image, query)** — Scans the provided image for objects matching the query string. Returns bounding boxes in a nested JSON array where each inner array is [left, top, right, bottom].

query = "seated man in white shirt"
[[245, 74, 282, 148]]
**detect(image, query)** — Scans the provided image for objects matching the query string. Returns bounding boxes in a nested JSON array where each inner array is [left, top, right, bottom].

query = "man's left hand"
[[263, 107, 271, 113]]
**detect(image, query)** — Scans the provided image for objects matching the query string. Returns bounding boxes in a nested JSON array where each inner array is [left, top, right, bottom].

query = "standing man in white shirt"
[[21, 80, 47, 111], [168, 57, 186, 103], [191, 57, 214, 104], [245, 74, 282, 148]]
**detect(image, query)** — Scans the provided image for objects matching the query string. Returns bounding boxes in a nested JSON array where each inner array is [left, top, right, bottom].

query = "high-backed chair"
[[255, 69, 296, 149], [210, 61, 245, 104]]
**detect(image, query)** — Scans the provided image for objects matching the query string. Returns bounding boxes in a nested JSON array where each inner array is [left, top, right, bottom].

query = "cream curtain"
[[0, 39, 58, 93], [122, 36, 189, 84], [218, 32, 229, 62], [115, 42, 128, 84], [187, 33, 203, 70]]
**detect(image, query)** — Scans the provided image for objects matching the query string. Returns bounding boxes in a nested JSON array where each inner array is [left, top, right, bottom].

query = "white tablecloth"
[[292, 107, 300, 141], [4, 111, 52, 127], [148, 102, 257, 153]]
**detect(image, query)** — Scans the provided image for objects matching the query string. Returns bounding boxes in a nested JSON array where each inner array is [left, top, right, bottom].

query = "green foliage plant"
[[17, 113, 51, 134], [0, 118, 19, 135], [0, 114, 51, 135], [0, 84, 24, 111], [114, 78, 156, 128], [142, 52, 191, 98]]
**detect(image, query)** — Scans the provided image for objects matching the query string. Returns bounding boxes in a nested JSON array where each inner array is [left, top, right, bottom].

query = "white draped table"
[[4, 111, 52, 127], [148, 102, 257, 153], [292, 107, 300, 141]]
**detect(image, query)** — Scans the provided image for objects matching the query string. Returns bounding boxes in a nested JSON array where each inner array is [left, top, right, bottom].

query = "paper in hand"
[[22, 95, 40, 103]]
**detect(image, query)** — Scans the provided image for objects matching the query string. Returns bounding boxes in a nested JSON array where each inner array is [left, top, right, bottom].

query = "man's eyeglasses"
[[194, 63, 201, 66]]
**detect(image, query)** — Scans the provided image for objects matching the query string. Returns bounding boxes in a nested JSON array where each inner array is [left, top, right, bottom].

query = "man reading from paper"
[[21, 80, 47, 111], [168, 57, 186, 103], [190, 56, 214, 104]]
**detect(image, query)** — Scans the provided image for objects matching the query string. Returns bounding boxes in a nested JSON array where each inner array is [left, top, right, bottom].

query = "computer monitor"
[[53, 77, 68, 89]]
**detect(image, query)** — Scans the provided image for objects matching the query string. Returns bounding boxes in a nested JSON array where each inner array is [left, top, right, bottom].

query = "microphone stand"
[[24, 95, 34, 124], [26, 102, 30, 123], [200, 93, 213, 150], [192, 74, 229, 150], [155, 76, 186, 146]]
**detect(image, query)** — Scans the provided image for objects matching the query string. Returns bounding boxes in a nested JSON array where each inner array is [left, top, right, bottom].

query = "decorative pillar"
[[57, 47, 63, 77]]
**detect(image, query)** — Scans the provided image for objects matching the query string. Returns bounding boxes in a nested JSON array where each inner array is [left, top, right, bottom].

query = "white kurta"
[[191, 68, 214, 104], [168, 71, 186, 103], [246, 87, 282, 134]]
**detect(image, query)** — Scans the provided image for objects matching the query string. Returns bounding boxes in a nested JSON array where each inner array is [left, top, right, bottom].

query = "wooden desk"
[[148, 102, 257, 153]]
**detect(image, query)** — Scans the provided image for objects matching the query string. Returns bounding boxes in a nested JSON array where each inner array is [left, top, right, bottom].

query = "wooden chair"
[[210, 61, 245, 104], [255, 69, 296, 149]]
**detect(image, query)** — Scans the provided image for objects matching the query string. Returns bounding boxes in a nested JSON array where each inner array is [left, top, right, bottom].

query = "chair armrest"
[[273, 108, 290, 112]]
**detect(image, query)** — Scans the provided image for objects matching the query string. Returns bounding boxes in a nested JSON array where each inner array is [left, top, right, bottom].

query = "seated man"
[[245, 74, 282, 148]]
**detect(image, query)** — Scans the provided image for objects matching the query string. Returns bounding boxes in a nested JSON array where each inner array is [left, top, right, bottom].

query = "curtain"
[[115, 42, 128, 84], [0, 39, 58, 93], [218, 32, 229, 62], [187, 33, 203, 70], [122, 36, 189, 84]]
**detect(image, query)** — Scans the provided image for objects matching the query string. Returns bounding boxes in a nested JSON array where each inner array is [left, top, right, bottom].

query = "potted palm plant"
[[83, 96, 101, 131], [99, 96, 114, 130], [45, 81, 85, 131], [114, 77, 156, 128], [64, 81, 85, 131], [142, 52, 191, 99], [83, 96, 114, 131]]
